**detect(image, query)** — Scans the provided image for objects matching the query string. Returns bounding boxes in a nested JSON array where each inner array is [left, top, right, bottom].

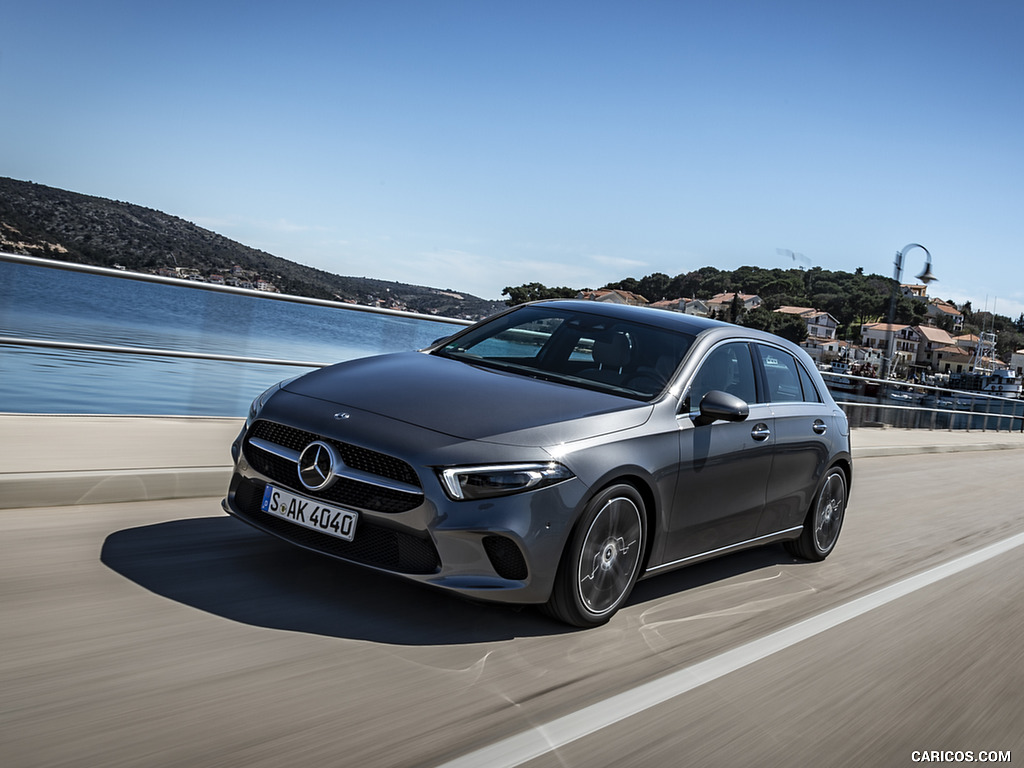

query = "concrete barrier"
[[1, 414, 241, 508], [3, 414, 1023, 509]]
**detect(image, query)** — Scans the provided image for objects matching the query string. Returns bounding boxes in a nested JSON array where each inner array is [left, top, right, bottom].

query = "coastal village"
[[147, 263, 281, 294], [131, 263, 479, 317]]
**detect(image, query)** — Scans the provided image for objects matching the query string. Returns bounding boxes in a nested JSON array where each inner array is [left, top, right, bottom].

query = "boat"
[[887, 388, 920, 404], [948, 368, 1022, 397], [946, 332, 1023, 398]]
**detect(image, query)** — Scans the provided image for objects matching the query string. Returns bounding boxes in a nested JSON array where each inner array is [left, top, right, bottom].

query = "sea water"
[[0, 261, 463, 416]]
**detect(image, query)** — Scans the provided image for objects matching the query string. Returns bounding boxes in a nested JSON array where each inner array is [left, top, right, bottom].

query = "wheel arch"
[[828, 455, 853, 494]]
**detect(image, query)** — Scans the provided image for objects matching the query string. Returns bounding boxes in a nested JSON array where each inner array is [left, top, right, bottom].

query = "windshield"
[[435, 305, 696, 400]]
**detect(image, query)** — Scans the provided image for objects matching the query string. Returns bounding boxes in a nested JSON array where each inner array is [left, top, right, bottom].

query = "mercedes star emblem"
[[297, 440, 340, 492]]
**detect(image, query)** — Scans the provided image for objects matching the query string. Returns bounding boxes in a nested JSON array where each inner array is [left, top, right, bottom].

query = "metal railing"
[[1, 251, 474, 374], [5, 340, 1021, 431], [822, 372, 1024, 433], [0, 335, 331, 369], [1, 252, 480, 415]]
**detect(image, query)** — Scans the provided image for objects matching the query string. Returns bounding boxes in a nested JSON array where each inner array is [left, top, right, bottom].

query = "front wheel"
[[544, 484, 646, 627], [785, 466, 847, 561]]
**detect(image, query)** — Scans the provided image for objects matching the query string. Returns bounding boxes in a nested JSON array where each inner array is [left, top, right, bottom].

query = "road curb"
[[853, 441, 1024, 458], [0, 467, 232, 509]]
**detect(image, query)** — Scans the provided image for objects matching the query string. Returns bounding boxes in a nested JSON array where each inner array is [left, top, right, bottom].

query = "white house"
[[912, 325, 956, 369], [649, 298, 710, 316], [1011, 349, 1024, 377], [775, 306, 839, 342], [861, 322, 919, 370], [926, 299, 964, 331], [707, 292, 762, 313]]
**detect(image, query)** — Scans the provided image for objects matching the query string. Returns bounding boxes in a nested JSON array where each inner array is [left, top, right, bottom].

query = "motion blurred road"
[[3, 450, 1022, 767]]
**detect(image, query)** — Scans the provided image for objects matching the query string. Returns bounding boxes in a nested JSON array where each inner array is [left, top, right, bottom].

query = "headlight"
[[438, 462, 574, 501]]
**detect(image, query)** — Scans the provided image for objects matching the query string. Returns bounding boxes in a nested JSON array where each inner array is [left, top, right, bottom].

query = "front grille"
[[244, 420, 423, 513], [483, 535, 529, 580], [233, 478, 440, 575], [250, 420, 420, 486]]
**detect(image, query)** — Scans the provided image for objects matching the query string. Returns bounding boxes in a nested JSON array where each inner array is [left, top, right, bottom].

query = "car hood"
[[282, 351, 653, 446]]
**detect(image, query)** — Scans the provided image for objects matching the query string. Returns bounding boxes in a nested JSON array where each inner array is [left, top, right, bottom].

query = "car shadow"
[[630, 545, 800, 604], [100, 515, 569, 644], [100, 514, 798, 645]]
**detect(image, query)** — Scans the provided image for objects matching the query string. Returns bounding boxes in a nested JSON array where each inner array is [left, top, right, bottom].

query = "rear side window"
[[796, 360, 823, 403], [755, 345, 804, 403]]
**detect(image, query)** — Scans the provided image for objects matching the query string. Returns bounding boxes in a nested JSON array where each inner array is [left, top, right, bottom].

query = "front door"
[[662, 341, 776, 564]]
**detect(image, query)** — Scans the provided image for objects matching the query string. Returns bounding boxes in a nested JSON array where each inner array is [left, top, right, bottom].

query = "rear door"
[[753, 343, 833, 536]]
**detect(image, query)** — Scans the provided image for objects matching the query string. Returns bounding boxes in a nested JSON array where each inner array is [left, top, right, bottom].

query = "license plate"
[[261, 485, 358, 542]]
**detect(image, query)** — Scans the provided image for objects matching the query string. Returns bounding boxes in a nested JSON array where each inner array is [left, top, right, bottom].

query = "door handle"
[[750, 423, 771, 441], [813, 419, 828, 435]]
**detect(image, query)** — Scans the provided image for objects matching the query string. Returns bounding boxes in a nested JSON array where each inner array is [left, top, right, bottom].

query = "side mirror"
[[694, 389, 749, 427]]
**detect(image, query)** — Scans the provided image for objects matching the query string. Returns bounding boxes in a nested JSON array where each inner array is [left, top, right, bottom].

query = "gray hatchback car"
[[223, 299, 851, 626]]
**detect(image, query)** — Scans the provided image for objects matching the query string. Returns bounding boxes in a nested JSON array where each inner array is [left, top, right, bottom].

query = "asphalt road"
[[2, 450, 1022, 768]]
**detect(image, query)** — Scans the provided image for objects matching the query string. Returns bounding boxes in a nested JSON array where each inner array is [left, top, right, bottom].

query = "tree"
[[774, 313, 810, 344], [602, 277, 640, 293], [892, 294, 927, 325], [740, 306, 775, 333], [637, 272, 671, 302], [729, 293, 745, 324], [740, 307, 808, 344], [935, 312, 957, 334], [758, 272, 806, 307], [670, 266, 728, 299], [502, 282, 577, 306], [996, 330, 1024, 363]]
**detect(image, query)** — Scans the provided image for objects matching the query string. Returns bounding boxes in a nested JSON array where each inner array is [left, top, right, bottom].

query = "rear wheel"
[[544, 484, 646, 627], [785, 467, 847, 561]]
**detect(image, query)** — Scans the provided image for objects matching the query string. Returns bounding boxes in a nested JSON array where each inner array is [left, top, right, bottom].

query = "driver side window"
[[689, 342, 756, 409]]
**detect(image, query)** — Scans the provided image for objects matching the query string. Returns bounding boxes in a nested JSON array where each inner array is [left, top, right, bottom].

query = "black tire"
[[544, 484, 646, 627], [785, 466, 847, 561]]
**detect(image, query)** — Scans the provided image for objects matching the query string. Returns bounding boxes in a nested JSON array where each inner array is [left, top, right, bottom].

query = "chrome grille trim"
[[249, 436, 299, 462], [247, 435, 424, 496]]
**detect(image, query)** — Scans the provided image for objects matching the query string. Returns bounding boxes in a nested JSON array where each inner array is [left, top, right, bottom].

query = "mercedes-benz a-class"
[[223, 300, 851, 626]]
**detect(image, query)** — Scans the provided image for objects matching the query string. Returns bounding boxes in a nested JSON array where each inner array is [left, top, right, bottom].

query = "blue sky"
[[4, 1, 1023, 317]]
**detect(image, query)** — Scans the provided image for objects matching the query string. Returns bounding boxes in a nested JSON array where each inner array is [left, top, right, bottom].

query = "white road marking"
[[436, 530, 1024, 768]]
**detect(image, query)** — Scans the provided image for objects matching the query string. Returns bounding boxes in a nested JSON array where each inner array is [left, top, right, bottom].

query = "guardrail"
[[0, 255, 474, 368], [4, 337, 1021, 431], [822, 372, 1024, 433], [0, 335, 331, 369]]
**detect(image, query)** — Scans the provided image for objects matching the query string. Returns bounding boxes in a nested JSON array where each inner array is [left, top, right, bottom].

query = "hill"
[[0, 177, 504, 320]]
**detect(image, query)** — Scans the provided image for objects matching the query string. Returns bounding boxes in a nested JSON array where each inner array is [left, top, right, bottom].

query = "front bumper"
[[222, 417, 586, 605]]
